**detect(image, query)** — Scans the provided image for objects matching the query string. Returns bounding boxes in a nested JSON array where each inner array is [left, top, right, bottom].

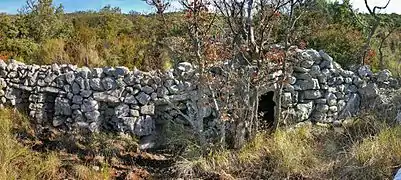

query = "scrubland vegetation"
[[0, 0, 400, 73], [1, 0, 401, 179]]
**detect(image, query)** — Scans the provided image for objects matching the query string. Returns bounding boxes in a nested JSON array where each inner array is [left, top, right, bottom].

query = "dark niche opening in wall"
[[258, 91, 276, 129], [42, 93, 57, 122], [8, 88, 31, 114]]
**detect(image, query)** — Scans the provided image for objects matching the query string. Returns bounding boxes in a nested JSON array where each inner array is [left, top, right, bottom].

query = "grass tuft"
[[0, 109, 61, 180]]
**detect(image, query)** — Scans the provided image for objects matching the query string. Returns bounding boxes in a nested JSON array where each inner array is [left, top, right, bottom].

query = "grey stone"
[[359, 83, 378, 99], [78, 66, 91, 79], [72, 95, 83, 105], [319, 50, 333, 61], [75, 76, 85, 89], [389, 78, 399, 88], [150, 93, 158, 101], [337, 100, 346, 112], [312, 112, 327, 123], [157, 87, 169, 97], [305, 49, 321, 61], [72, 82, 80, 94], [115, 78, 126, 88], [168, 85, 179, 94], [329, 106, 338, 112], [320, 59, 333, 69], [315, 98, 327, 104], [344, 77, 352, 84], [335, 92, 344, 99], [336, 76, 344, 84], [90, 78, 103, 91], [338, 93, 360, 119], [80, 90, 92, 98], [130, 109, 140, 117], [136, 92, 150, 105], [358, 65, 373, 78], [289, 76, 297, 85], [101, 77, 116, 90], [93, 92, 120, 103], [310, 65, 320, 77], [53, 116, 64, 127], [303, 90, 322, 99], [55, 97, 71, 116], [295, 73, 312, 80], [81, 99, 98, 112], [358, 83, 379, 108], [395, 111, 401, 125], [300, 58, 314, 68], [141, 86, 154, 94], [177, 62, 193, 72], [124, 95, 138, 104], [44, 73, 57, 83], [89, 122, 99, 132], [41, 87, 60, 93], [377, 69, 391, 83], [337, 84, 346, 92], [284, 84, 295, 92], [294, 67, 310, 73], [317, 74, 327, 84], [324, 92, 336, 106], [92, 68, 103, 78], [115, 104, 129, 118], [121, 117, 137, 132], [141, 104, 155, 115], [295, 79, 320, 90], [114, 66, 129, 77], [103, 67, 115, 76], [37, 79, 46, 86], [65, 72, 75, 84], [134, 115, 155, 136], [315, 104, 329, 112], [124, 74, 138, 85], [0, 60, 7, 70], [71, 104, 80, 110], [72, 110, 84, 122], [296, 101, 313, 121], [85, 110, 101, 122]]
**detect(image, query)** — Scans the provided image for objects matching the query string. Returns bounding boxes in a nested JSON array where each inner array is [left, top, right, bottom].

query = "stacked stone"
[[0, 48, 398, 138], [282, 49, 398, 124], [154, 63, 198, 127], [0, 59, 198, 137]]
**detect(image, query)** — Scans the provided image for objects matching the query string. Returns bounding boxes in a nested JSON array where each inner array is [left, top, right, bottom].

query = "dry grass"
[[175, 114, 401, 179], [0, 108, 114, 180], [72, 164, 111, 180], [346, 126, 401, 179], [0, 109, 61, 180]]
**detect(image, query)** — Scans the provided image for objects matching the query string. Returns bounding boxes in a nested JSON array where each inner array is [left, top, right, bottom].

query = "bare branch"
[[144, 0, 170, 14]]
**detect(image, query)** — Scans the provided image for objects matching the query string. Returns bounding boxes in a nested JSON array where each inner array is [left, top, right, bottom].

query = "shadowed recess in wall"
[[258, 91, 275, 129]]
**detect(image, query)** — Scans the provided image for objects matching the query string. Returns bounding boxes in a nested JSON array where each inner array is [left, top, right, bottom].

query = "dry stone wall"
[[0, 60, 197, 137], [282, 49, 399, 124], [0, 48, 398, 139]]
